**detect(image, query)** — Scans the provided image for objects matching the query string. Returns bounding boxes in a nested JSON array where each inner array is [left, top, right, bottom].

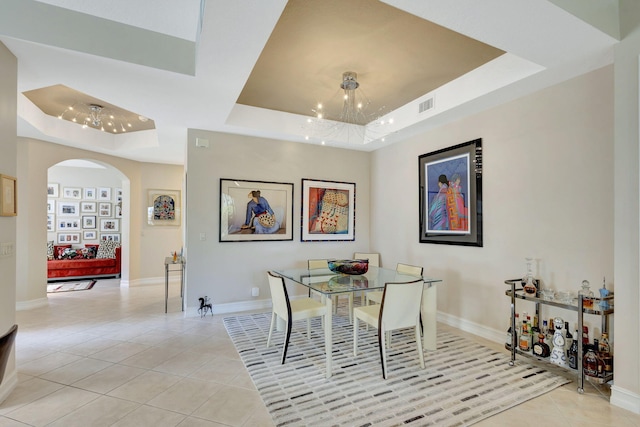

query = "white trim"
[[0, 370, 17, 404], [127, 276, 177, 287], [610, 385, 640, 414], [186, 299, 272, 317], [16, 297, 48, 311], [436, 311, 504, 345]]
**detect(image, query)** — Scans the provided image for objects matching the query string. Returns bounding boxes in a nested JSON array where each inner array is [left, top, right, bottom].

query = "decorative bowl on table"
[[327, 259, 369, 275]]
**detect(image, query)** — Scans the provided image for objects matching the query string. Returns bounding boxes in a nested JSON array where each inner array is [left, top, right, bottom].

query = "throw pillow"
[[47, 241, 54, 260], [82, 246, 97, 259], [60, 248, 83, 260], [96, 240, 120, 259], [54, 244, 72, 260]]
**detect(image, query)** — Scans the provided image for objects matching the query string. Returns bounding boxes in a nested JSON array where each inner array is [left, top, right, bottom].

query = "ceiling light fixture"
[[304, 71, 394, 146], [58, 103, 133, 133]]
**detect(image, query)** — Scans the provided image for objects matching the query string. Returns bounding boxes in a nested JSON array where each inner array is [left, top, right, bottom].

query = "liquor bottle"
[[582, 325, 589, 345], [583, 344, 599, 377], [529, 316, 538, 349], [541, 320, 549, 339], [532, 333, 550, 358], [599, 332, 611, 354], [546, 318, 554, 343], [567, 330, 579, 369], [505, 321, 517, 350], [564, 322, 573, 350], [599, 332, 613, 375], [519, 319, 531, 352]]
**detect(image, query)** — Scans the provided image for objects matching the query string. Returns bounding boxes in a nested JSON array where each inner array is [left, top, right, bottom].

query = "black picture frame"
[[220, 178, 294, 242], [301, 179, 356, 242], [419, 138, 483, 246]]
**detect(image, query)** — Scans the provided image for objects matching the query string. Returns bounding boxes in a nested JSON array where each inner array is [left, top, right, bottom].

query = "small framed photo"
[[63, 187, 82, 199], [100, 218, 119, 232], [83, 230, 97, 240], [0, 175, 17, 217], [57, 232, 80, 244], [57, 218, 80, 231], [81, 201, 97, 213], [82, 215, 96, 229], [47, 214, 55, 232], [57, 201, 80, 217], [98, 187, 112, 201], [101, 233, 120, 242], [47, 183, 59, 198], [83, 187, 96, 200], [301, 179, 355, 241], [47, 199, 56, 214], [98, 202, 112, 217]]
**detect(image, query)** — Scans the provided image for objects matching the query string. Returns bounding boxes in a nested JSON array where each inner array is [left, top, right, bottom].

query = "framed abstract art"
[[301, 179, 355, 242], [147, 189, 181, 226]]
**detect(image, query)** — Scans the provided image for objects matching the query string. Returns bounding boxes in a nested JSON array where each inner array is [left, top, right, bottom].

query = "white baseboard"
[[436, 311, 504, 345], [610, 385, 640, 414], [0, 370, 17, 404], [16, 297, 48, 311], [127, 277, 170, 287], [186, 299, 272, 317]]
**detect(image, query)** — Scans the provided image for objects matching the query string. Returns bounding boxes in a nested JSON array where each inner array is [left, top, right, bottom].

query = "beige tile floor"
[[0, 279, 637, 426]]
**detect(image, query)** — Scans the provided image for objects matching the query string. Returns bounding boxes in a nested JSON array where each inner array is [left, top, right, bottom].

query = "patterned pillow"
[[47, 241, 54, 260], [54, 244, 72, 260], [96, 240, 120, 259]]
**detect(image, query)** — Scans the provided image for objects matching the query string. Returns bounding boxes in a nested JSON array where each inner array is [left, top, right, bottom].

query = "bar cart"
[[505, 279, 614, 393]]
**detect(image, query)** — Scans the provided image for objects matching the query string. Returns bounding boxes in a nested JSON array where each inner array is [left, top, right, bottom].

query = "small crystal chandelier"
[[58, 103, 133, 133], [305, 71, 393, 145]]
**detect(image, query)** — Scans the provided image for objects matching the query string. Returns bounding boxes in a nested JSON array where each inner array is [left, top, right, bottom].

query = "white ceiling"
[[0, 0, 620, 165]]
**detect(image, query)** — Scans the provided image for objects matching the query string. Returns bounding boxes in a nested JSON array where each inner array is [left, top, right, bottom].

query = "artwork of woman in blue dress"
[[428, 174, 449, 230], [240, 190, 281, 234]]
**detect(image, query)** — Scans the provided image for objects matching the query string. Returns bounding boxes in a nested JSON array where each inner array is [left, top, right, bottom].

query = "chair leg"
[[378, 325, 388, 379], [281, 317, 293, 365], [348, 293, 354, 324], [267, 312, 276, 348], [353, 317, 359, 356], [415, 323, 425, 369], [306, 318, 311, 339]]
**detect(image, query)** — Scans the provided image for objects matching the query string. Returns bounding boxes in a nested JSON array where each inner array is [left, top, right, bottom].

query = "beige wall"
[[0, 41, 17, 402], [184, 131, 371, 312], [15, 138, 183, 308]]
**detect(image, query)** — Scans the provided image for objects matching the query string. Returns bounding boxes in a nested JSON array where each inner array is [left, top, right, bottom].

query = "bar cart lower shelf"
[[505, 279, 614, 394]]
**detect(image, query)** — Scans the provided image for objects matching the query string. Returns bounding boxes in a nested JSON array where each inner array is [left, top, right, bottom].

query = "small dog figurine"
[[198, 296, 213, 317]]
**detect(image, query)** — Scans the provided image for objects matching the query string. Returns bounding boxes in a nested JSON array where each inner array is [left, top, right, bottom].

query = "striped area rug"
[[224, 312, 570, 427]]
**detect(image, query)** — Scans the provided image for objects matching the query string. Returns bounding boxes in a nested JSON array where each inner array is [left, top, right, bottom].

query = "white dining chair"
[[266, 271, 328, 365], [308, 259, 354, 323], [365, 262, 423, 306], [353, 278, 425, 379]]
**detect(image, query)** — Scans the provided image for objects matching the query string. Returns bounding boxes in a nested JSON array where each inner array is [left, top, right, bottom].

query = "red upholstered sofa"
[[47, 247, 121, 281]]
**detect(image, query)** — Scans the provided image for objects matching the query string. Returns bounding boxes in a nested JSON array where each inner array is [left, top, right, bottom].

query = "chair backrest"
[[308, 259, 329, 270], [267, 272, 291, 322], [379, 280, 424, 330], [0, 324, 18, 384], [353, 252, 380, 267], [396, 263, 423, 277]]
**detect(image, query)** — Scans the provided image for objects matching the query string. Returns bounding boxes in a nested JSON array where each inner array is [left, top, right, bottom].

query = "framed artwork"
[[81, 202, 97, 213], [62, 187, 82, 199], [100, 218, 120, 232], [0, 175, 17, 216], [57, 218, 80, 231], [147, 189, 181, 226], [98, 202, 112, 217], [47, 199, 55, 214], [419, 138, 483, 247], [57, 233, 80, 244], [101, 233, 120, 242], [97, 187, 111, 201], [301, 179, 355, 241], [83, 230, 97, 240], [219, 179, 293, 242], [83, 187, 96, 199], [47, 183, 59, 198], [82, 215, 96, 229], [47, 214, 55, 232], [57, 201, 79, 217]]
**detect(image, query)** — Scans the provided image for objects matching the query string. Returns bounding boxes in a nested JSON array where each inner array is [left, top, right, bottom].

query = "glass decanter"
[[579, 280, 594, 309], [523, 257, 537, 295]]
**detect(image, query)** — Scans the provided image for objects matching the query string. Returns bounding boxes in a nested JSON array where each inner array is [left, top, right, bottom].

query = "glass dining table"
[[273, 266, 442, 378]]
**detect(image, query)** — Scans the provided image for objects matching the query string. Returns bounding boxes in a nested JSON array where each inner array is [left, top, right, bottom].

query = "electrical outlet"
[[0, 242, 14, 257], [199, 233, 206, 241], [251, 287, 259, 297]]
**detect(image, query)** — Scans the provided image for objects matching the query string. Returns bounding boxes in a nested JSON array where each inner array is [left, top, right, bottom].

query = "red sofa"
[[47, 247, 121, 281]]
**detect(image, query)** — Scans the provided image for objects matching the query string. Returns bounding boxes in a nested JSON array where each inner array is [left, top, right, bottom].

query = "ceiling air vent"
[[419, 97, 434, 114]]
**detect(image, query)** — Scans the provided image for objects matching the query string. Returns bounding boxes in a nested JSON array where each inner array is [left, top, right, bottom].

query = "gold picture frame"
[[0, 174, 17, 216]]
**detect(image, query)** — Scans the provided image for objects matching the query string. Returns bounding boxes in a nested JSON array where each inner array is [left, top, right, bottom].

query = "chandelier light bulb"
[[69, 106, 74, 111], [82, 124, 88, 129], [317, 103, 322, 109], [72, 118, 77, 122]]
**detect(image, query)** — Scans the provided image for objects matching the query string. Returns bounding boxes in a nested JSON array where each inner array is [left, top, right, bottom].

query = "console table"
[[164, 257, 185, 313]]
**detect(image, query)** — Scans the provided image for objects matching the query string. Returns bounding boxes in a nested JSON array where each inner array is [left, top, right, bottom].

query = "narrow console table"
[[164, 257, 185, 313]]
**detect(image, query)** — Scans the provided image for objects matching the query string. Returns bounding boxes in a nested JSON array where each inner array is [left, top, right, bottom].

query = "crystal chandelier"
[[305, 71, 393, 145], [58, 103, 133, 133]]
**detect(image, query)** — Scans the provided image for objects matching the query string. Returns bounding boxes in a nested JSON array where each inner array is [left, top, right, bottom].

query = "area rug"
[[224, 312, 571, 427], [46, 280, 96, 293]]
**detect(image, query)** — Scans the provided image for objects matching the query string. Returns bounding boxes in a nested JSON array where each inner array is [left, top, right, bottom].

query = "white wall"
[[371, 66, 614, 341], [0, 41, 17, 403], [184, 131, 371, 313]]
